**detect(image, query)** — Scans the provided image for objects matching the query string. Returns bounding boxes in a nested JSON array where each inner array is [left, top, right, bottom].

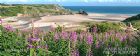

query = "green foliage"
[[55, 25, 63, 32], [97, 22, 123, 32], [0, 6, 23, 16], [123, 14, 140, 22], [123, 14, 140, 29], [129, 31, 140, 56], [77, 41, 88, 56], [0, 24, 140, 56], [47, 40, 69, 56], [75, 29, 84, 34], [0, 4, 72, 17], [86, 21, 125, 33], [0, 25, 28, 56], [129, 20, 140, 29]]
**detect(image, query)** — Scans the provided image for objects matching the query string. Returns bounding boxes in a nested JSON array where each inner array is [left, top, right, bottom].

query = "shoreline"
[[2, 13, 134, 31], [87, 12, 137, 16]]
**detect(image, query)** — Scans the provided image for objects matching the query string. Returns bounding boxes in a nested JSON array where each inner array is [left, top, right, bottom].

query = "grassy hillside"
[[0, 4, 72, 17], [123, 14, 140, 22], [123, 14, 140, 29]]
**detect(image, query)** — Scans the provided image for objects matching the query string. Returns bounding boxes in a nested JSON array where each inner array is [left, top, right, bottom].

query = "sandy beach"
[[2, 13, 132, 31]]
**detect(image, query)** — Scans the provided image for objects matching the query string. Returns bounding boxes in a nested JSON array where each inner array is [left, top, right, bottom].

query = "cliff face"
[[0, 4, 72, 17]]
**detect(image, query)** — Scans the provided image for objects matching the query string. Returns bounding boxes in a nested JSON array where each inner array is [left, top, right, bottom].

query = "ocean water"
[[63, 6, 140, 14]]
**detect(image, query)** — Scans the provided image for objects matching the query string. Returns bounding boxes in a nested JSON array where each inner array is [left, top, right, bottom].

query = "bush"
[[123, 14, 140, 29], [123, 14, 140, 22], [87, 22, 125, 33], [0, 4, 72, 17], [0, 25, 28, 56], [129, 21, 140, 29], [0, 24, 139, 56]]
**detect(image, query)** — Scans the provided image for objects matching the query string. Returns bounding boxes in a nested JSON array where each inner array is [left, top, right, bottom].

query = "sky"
[[0, 0, 140, 6]]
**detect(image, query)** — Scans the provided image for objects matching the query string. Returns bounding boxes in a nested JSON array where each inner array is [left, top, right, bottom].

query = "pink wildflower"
[[29, 37, 41, 42], [4, 25, 13, 31], [70, 32, 77, 42], [61, 31, 68, 39], [87, 35, 93, 45], [28, 44, 34, 48], [54, 33, 59, 40]]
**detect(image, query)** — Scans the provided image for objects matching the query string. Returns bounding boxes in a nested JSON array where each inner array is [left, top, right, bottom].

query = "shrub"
[[0, 24, 139, 56], [87, 22, 124, 33], [123, 14, 140, 29], [0, 25, 28, 56], [123, 14, 140, 22], [0, 4, 72, 17]]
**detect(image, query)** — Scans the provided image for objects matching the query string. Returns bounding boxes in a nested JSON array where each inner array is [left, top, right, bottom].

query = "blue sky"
[[0, 0, 140, 6]]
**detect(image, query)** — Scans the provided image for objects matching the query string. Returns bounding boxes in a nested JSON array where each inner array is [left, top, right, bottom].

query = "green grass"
[[123, 14, 140, 29], [81, 21, 126, 32], [0, 4, 72, 17]]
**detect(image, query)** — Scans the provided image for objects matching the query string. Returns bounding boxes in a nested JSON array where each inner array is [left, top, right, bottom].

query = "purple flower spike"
[[115, 32, 121, 38], [33, 29, 40, 36], [93, 26, 97, 33], [61, 31, 68, 39], [54, 33, 59, 40], [30, 37, 41, 42], [28, 44, 34, 48], [4, 25, 13, 31], [87, 35, 93, 45], [120, 35, 127, 42], [71, 50, 79, 56], [76, 50, 79, 56], [109, 31, 113, 35], [105, 32, 109, 38], [70, 32, 77, 42], [37, 46, 41, 48]]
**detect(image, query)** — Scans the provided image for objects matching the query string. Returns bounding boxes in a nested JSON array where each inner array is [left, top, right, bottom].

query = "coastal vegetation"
[[123, 14, 140, 29], [0, 20, 140, 56], [0, 4, 72, 17], [81, 21, 126, 33], [0, 3, 140, 56]]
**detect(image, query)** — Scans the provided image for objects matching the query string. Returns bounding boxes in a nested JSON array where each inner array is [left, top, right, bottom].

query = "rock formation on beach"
[[77, 9, 88, 15]]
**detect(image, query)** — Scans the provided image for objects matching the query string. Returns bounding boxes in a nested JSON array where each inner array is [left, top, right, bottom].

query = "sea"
[[63, 6, 140, 15]]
